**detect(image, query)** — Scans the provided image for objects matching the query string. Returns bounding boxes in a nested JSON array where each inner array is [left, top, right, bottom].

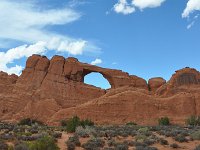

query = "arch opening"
[[84, 72, 111, 89]]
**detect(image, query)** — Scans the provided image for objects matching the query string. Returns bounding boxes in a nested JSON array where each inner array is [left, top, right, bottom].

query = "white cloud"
[[113, 0, 165, 15], [187, 21, 195, 29], [0, 0, 99, 75], [91, 59, 102, 65], [112, 62, 117, 65], [132, 0, 166, 10], [57, 40, 87, 55], [0, 41, 47, 75], [0, 39, 89, 75], [182, 0, 200, 29], [194, 14, 199, 19], [114, 0, 135, 15], [0, 0, 81, 45], [182, 0, 200, 18]]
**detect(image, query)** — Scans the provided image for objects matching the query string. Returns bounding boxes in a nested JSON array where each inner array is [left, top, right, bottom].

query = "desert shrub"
[[120, 132, 129, 137], [27, 135, 59, 150], [80, 119, 94, 128], [66, 142, 75, 150], [186, 116, 200, 126], [75, 126, 93, 138], [0, 140, 8, 150], [66, 116, 81, 133], [17, 134, 40, 141], [123, 140, 135, 146], [158, 117, 170, 126], [82, 137, 105, 149], [18, 118, 44, 126], [144, 147, 158, 150], [66, 116, 94, 133], [66, 136, 79, 150], [126, 122, 137, 126], [190, 131, 200, 140], [29, 129, 38, 134], [135, 146, 145, 150], [135, 142, 148, 147], [8, 146, 14, 150], [14, 143, 29, 150], [52, 132, 62, 139], [135, 134, 148, 143], [170, 143, 179, 149], [144, 139, 156, 146], [138, 127, 151, 137], [75, 126, 89, 138], [138, 127, 149, 133], [159, 138, 168, 145], [66, 135, 81, 147], [194, 145, 200, 150], [60, 120, 67, 126], [103, 147, 114, 150], [115, 143, 128, 150], [0, 133, 14, 140], [107, 139, 117, 147], [174, 135, 188, 143]]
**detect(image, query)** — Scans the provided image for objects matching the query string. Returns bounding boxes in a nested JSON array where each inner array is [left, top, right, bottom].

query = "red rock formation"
[[0, 55, 200, 125], [148, 77, 166, 92]]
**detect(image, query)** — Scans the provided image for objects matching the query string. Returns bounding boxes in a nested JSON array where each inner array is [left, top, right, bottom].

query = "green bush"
[[174, 135, 188, 143], [27, 136, 59, 150], [75, 126, 89, 138], [14, 143, 29, 150], [135, 134, 148, 143], [65, 116, 94, 133], [66, 116, 81, 133], [186, 116, 200, 126], [18, 118, 44, 126], [190, 131, 200, 140], [126, 122, 137, 126], [170, 143, 179, 149], [66, 135, 81, 148], [160, 138, 168, 145], [60, 120, 67, 126], [80, 119, 94, 127], [158, 117, 170, 126], [82, 137, 105, 149], [115, 143, 128, 150], [138, 127, 149, 133]]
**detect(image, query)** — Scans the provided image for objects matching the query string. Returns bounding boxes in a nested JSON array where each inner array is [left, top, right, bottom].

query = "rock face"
[[0, 55, 200, 125], [148, 77, 166, 92]]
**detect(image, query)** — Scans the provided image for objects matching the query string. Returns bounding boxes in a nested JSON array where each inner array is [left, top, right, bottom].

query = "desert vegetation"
[[1, 116, 200, 149]]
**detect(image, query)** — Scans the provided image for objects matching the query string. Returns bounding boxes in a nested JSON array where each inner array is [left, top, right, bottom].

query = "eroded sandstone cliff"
[[0, 55, 200, 125]]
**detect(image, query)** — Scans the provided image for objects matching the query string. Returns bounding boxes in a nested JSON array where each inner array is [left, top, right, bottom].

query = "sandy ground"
[[57, 132, 200, 150], [57, 132, 70, 150]]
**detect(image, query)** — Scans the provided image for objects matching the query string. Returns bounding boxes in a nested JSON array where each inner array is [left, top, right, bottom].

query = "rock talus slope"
[[0, 55, 200, 125]]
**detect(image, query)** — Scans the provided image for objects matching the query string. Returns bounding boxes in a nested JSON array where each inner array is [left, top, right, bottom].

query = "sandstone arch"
[[83, 70, 112, 89], [82, 69, 113, 88], [63, 56, 148, 89]]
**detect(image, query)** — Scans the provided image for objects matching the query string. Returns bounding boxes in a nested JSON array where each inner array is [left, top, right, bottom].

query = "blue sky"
[[0, 0, 200, 89]]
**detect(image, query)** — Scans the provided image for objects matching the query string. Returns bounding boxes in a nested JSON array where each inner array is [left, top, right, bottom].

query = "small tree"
[[158, 117, 170, 126], [60, 120, 67, 126], [64, 116, 94, 133], [66, 116, 81, 133], [186, 116, 200, 126]]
